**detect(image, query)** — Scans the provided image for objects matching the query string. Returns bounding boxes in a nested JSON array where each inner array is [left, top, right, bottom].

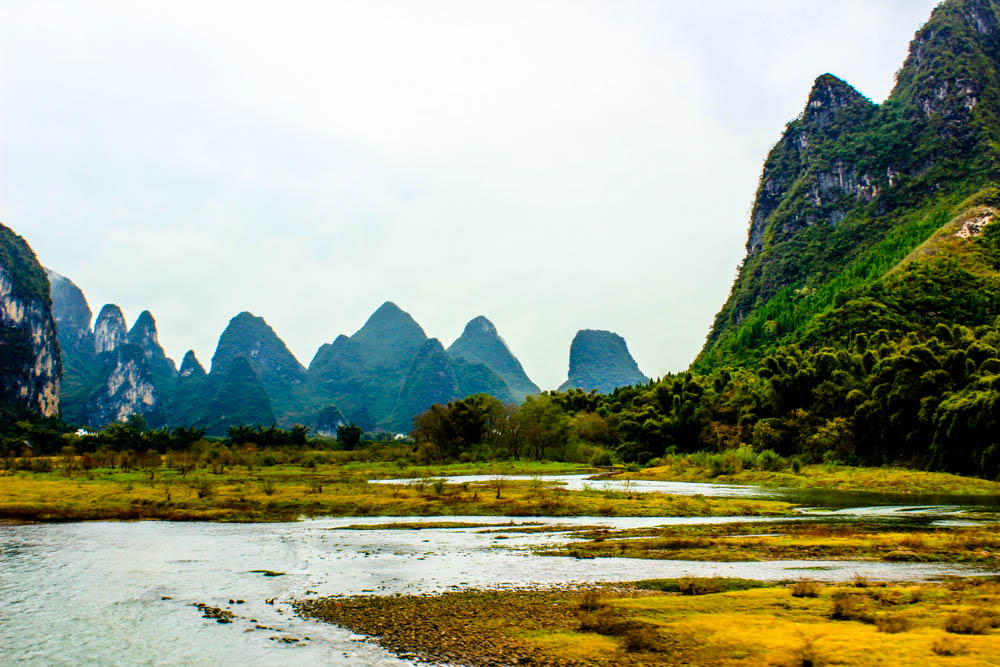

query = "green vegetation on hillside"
[[701, 0, 1000, 368]]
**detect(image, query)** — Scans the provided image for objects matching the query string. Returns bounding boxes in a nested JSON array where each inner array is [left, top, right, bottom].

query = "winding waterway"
[[2, 476, 997, 665]]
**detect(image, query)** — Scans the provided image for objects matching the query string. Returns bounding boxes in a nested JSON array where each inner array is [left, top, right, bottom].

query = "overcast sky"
[[1, 0, 939, 390]]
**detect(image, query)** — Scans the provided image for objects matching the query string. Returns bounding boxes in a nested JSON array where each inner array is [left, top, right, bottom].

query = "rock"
[[0, 224, 60, 417], [93, 304, 127, 354]]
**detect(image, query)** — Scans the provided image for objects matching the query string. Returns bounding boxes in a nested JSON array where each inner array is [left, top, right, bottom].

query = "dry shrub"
[[577, 607, 625, 635], [622, 624, 660, 653], [677, 577, 724, 596], [931, 636, 968, 656], [852, 573, 870, 588], [869, 589, 905, 606], [577, 589, 604, 611], [831, 592, 873, 623], [786, 632, 822, 667], [897, 534, 927, 550], [875, 613, 910, 634], [945, 612, 991, 635], [791, 580, 821, 598]]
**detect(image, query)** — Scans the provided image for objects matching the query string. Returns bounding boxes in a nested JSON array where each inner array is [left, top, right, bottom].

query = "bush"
[[875, 613, 910, 633], [577, 589, 604, 611], [790, 580, 821, 598], [755, 448, 785, 471], [622, 624, 660, 653], [577, 607, 624, 635], [677, 578, 724, 596], [589, 450, 613, 467], [193, 476, 214, 499], [945, 612, 991, 634], [261, 479, 277, 496], [831, 592, 872, 623], [931, 636, 968, 656]]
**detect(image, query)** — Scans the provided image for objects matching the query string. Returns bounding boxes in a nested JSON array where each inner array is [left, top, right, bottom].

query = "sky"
[[1, 0, 940, 390]]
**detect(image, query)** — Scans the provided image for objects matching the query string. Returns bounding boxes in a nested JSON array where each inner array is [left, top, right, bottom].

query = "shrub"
[[831, 592, 872, 623], [577, 607, 624, 635], [577, 589, 604, 611], [931, 636, 968, 656], [623, 624, 660, 653], [193, 476, 213, 499], [875, 613, 910, 633], [944, 612, 991, 635], [677, 578, 724, 596], [262, 479, 277, 496], [589, 450, 613, 467], [755, 448, 785, 471], [431, 478, 447, 496], [790, 580, 821, 598]]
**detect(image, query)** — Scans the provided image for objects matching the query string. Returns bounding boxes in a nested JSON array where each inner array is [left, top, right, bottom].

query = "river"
[[2, 476, 997, 665]]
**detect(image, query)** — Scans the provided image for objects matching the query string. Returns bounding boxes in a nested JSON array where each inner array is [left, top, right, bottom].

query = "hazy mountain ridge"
[[46, 288, 599, 433]]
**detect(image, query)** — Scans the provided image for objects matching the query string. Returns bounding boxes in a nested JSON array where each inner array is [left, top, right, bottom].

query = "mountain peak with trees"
[[447, 315, 539, 401], [557, 329, 647, 394]]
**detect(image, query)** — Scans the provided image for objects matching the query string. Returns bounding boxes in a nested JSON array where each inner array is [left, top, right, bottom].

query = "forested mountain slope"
[[698, 0, 1000, 369]]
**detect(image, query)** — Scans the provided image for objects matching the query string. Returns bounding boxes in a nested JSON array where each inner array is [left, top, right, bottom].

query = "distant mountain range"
[[40, 271, 648, 433]]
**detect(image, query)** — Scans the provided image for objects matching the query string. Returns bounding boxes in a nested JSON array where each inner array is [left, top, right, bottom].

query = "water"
[[375, 473, 1000, 516], [2, 476, 998, 665], [371, 473, 771, 498]]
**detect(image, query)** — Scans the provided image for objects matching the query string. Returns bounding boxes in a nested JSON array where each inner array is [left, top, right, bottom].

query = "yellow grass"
[[0, 464, 795, 522]]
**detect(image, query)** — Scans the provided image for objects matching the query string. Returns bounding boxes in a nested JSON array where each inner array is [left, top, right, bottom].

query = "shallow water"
[[374, 473, 1000, 517], [1, 514, 995, 665], [371, 473, 770, 498]]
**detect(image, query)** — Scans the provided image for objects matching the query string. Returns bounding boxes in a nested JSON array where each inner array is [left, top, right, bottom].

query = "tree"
[[336, 423, 363, 450], [518, 395, 569, 460]]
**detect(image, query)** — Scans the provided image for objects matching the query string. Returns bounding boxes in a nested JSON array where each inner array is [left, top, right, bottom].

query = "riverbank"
[[617, 458, 1000, 495], [538, 520, 1000, 571], [0, 465, 794, 522], [295, 578, 1000, 666]]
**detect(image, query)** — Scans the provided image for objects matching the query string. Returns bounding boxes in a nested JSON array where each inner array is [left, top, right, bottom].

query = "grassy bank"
[[0, 462, 794, 522], [538, 520, 1000, 570], [296, 578, 1000, 666], [619, 455, 1000, 495]]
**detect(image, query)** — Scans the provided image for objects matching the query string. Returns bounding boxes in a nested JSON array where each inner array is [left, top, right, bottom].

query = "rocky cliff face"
[[86, 344, 165, 427], [447, 316, 539, 401], [178, 350, 206, 379], [0, 225, 60, 417], [45, 269, 93, 359], [746, 74, 878, 255], [699, 0, 1000, 368], [46, 293, 175, 428], [557, 329, 647, 394], [94, 304, 127, 354], [126, 310, 178, 393], [45, 268, 98, 424]]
